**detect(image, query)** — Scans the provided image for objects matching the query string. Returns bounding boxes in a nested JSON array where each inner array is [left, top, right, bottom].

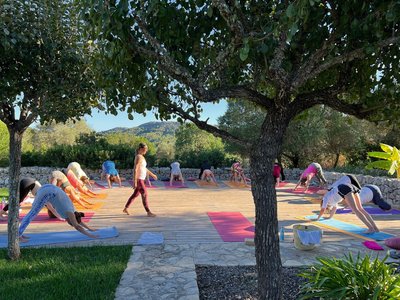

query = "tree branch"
[[156, 92, 251, 148], [211, 0, 245, 41], [292, 36, 400, 90], [269, 32, 290, 89]]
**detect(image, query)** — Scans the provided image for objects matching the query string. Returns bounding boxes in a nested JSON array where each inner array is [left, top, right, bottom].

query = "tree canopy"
[[0, 0, 98, 259], [82, 1, 400, 298]]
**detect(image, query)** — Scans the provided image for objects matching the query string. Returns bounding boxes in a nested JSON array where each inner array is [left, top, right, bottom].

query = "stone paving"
[[1, 180, 399, 299]]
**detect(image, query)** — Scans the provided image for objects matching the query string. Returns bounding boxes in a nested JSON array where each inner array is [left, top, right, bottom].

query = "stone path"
[[1, 181, 399, 299]]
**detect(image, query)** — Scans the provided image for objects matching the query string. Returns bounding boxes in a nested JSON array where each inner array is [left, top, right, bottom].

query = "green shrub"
[[299, 253, 400, 300]]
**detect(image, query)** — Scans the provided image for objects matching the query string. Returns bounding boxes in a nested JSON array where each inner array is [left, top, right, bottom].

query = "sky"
[[85, 101, 228, 132]]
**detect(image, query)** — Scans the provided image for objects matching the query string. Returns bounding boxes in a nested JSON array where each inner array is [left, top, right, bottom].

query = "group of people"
[[290, 162, 391, 234], [3, 152, 393, 241], [1, 162, 101, 241]]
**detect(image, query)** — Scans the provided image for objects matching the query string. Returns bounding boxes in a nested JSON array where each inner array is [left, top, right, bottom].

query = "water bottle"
[[279, 227, 285, 241]]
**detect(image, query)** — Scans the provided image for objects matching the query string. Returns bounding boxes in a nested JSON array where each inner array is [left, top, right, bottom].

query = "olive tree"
[[83, 1, 400, 298]]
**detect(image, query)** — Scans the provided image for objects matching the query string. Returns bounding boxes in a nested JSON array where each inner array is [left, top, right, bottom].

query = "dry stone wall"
[[0, 166, 399, 207]]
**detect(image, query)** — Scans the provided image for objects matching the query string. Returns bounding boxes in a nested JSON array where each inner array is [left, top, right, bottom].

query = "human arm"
[[147, 169, 157, 181], [45, 203, 65, 221], [79, 220, 97, 232], [66, 212, 98, 238]]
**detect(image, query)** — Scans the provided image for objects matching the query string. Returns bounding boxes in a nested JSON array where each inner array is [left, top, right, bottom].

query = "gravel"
[[196, 265, 308, 300]]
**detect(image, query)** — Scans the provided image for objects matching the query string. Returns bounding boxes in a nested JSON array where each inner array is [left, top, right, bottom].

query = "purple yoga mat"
[[336, 207, 400, 215]]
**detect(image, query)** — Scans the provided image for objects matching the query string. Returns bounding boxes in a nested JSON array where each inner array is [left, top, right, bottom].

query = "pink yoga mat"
[[275, 182, 289, 188], [163, 182, 188, 188], [0, 212, 94, 224], [281, 186, 323, 194], [207, 212, 254, 242], [128, 180, 158, 188], [94, 182, 107, 189]]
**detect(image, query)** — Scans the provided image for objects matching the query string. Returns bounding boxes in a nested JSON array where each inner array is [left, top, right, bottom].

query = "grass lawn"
[[0, 245, 132, 300], [0, 187, 8, 198]]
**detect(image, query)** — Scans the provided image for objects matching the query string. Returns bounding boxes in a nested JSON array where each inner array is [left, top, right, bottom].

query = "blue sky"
[[85, 101, 228, 132]]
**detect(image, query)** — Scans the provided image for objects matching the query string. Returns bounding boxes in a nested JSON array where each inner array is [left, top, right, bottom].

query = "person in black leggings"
[[0, 178, 41, 220]]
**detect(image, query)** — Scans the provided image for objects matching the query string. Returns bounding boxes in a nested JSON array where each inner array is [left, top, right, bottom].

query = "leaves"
[[299, 253, 400, 299]]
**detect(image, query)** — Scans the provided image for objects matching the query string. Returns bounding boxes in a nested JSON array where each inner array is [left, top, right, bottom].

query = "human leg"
[[19, 191, 53, 236], [123, 184, 142, 215], [339, 184, 379, 233]]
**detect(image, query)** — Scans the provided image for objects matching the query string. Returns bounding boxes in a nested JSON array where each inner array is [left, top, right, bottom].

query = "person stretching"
[[50, 170, 93, 209], [170, 161, 185, 186], [67, 162, 92, 189], [102, 160, 122, 188], [312, 175, 379, 233], [0, 178, 41, 220], [19, 184, 98, 242], [123, 143, 157, 216], [293, 162, 327, 191], [201, 169, 218, 185]]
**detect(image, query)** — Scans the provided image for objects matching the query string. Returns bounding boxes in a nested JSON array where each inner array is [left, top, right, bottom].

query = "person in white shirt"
[[123, 143, 157, 216], [170, 161, 185, 186], [311, 175, 379, 233]]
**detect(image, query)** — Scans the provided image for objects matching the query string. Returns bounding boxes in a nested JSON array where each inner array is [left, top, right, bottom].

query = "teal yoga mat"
[[306, 215, 394, 241], [0, 226, 119, 248]]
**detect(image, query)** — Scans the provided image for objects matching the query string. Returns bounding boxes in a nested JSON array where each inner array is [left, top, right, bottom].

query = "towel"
[[296, 230, 321, 245], [137, 232, 164, 245]]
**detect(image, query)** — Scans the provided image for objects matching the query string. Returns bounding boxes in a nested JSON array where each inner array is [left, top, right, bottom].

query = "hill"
[[99, 121, 180, 143]]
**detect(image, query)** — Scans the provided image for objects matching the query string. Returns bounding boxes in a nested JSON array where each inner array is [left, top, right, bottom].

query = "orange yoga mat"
[[194, 180, 219, 188], [222, 181, 250, 189], [74, 202, 104, 211]]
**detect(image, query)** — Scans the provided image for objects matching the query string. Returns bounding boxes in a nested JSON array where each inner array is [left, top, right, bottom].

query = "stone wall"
[[0, 166, 399, 206]]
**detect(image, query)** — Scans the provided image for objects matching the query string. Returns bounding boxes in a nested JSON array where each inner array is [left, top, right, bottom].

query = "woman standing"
[[123, 143, 157, 216]]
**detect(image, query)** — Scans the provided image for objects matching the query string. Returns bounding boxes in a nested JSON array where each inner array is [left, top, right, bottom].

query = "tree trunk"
[[333, 153, 340, 168], [250, 111, 289, 299], [7, 127, 23, 260]]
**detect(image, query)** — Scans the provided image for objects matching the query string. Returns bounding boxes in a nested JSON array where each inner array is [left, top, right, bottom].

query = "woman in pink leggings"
[[123, 143, 158, 216]]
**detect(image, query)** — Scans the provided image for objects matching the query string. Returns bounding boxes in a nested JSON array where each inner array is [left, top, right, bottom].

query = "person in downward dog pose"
[[19, 184, 98, 242], [312, 175, 380, 233], [67, 162, 92, 189], [0, 177, 41, 220], [293, 162, 327, 191], [123, 143, 157, 216], [170, 161, 185, 186]]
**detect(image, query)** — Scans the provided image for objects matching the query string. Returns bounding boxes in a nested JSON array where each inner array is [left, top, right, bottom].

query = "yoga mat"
[[0, 212, 94, 224], [94, 181, 107, 189], [0, 226, 119, 248], [128, 180, 158, 188], [195, 180, 219, 188], [275, 182, 289, 188], [304, 215, 395, 241], [281, 186, 323, 194], [163, 182, 188, 188], [336, 207, 400, 215], [222, 181, 251, 189], [74, 202, 104, 211], [137, 232, 164, 245], [207, 212, 254, 242]]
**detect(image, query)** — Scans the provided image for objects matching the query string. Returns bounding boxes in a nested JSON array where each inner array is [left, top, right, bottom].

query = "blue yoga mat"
[[137, 232, 164, 245], [0, 226, 119, 248], [306, 215, 395, 241]]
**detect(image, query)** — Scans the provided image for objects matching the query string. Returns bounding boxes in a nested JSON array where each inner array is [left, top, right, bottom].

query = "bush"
[[299, 253, 400, 300]]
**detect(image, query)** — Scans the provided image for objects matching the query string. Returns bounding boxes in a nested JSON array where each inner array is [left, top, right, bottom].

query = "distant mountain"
[[99, 121, 180, 142]]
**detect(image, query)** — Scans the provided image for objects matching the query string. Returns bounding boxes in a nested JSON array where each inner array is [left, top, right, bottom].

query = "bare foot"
[[0, 215, 7, 221], [19, 236, 29, 243], [122, 208, 130, 215], [21, 235, 30, 239], [147, 212, 156, 217]]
